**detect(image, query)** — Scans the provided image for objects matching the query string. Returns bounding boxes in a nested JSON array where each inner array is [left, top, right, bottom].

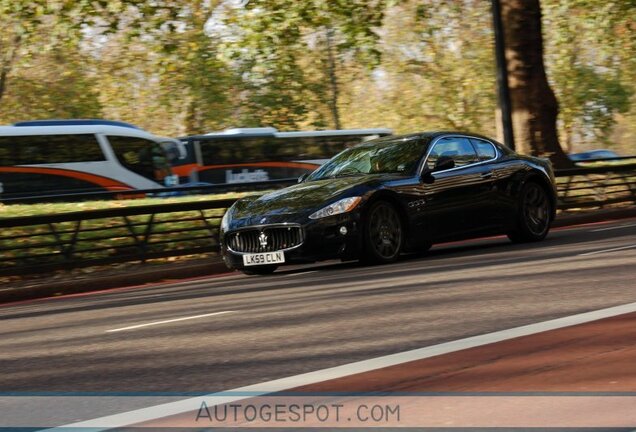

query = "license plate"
[[242, 251, 285, 266]]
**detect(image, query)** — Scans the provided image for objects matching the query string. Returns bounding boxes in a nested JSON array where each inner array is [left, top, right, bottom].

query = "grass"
[[0, 191, 255, 218]]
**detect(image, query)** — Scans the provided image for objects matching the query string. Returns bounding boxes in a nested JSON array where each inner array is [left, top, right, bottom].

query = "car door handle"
[[480, 171, 493, 179]]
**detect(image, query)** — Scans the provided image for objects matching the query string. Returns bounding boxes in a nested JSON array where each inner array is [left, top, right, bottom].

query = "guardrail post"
[[199, 210, 217, 239], [123, 216, 140, 245], [625, 172, 636, 205], [561, 176, 573, 200], [62, 220, 82, 261], [140, 214, 156, 263], [595, 173, 608, 208]]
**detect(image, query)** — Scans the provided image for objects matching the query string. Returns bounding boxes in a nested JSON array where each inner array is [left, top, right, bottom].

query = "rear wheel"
[[241, 265, 278, 276], [362, 201, 403, 264], [508, 181, 552, 243]]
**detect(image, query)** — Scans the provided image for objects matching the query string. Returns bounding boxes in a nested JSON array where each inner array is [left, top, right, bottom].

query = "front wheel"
[[508, 181, 552, 243], [242, 265, 278, 276], [362, 201, 404, 264]]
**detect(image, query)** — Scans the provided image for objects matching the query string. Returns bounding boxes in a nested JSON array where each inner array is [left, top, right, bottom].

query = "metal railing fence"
[[0, 199, 234, 276], [556, 163, 636, 210], [1, 162, 635, 276]]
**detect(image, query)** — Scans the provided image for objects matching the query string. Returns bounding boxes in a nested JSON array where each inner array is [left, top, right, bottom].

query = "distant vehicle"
[[0, 120, 185, 199], [569, 149, 619, 161], [172, 127, 392, 185], [220, 131, 557, 275]]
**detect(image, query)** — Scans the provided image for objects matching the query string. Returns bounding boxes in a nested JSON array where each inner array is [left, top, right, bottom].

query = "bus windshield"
[[108, 136, 174, 184]]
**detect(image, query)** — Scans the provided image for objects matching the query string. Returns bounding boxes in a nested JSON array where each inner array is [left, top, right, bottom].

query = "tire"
[[362, 201, 404, 264], [241, 265, 278, 276], [507, 181, 552, 243]]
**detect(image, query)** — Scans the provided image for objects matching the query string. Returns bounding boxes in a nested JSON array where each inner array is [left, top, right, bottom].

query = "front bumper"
[[221, 213, 362, 270]]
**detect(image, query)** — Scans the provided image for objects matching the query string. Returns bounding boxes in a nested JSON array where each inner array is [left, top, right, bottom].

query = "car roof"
[[0, 124, 175, 143], [365, 130, 500, 142], [180, 127, 393, 140], [13, 119, 141, 129]]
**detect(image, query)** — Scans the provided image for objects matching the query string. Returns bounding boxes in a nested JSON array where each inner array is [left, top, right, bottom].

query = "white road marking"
[[105, 311, 235, 333], [50, 300, 636, 431], [578, 244, 636, 256], [591, 223, 636, 232], [280, 270, 319, 277]]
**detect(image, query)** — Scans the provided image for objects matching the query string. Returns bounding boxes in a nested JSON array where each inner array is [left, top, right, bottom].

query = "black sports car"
[[220, 131, 556, 275]]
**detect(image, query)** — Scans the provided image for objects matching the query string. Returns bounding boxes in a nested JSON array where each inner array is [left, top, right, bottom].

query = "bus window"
[[199, 138, 270, 165], [282, 135, 368, 160], [160, 140, 187, 163], [108, 136, 172, 183], [215, 144, 235, 165], [241, 138, 267, 161], [0, 134, 105, 165], [0, 140, 11, 165]]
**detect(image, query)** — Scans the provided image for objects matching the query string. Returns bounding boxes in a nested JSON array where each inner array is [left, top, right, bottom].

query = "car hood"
[[230, 176, 377, 225]]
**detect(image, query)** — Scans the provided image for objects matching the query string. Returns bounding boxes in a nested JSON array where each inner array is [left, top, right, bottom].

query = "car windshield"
[[307, 136, 424, 181]]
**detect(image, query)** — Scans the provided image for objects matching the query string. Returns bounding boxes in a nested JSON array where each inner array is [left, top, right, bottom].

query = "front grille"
[[227, 226, 303, 253]]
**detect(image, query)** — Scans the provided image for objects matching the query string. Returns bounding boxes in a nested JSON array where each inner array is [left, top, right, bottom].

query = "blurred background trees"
[[0, 0, 634, 156]]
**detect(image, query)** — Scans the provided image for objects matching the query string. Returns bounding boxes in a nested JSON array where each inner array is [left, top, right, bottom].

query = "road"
[[1, 218, 635, 393]]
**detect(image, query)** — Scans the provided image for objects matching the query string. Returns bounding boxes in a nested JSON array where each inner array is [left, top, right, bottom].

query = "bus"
[[0, 120, 184, 200], [173, 127, 392, 184]]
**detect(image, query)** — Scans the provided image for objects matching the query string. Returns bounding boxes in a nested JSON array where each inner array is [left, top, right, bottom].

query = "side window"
[[426, 137, 478, 170], [215, 144, 236, 164], [107, 136, 171, 182], [269, 137, 298, 160], [470, 138, 497, 161], [200, 138, 270, 165], [0, 135, 105, 165], [0, 137, 12, 165]]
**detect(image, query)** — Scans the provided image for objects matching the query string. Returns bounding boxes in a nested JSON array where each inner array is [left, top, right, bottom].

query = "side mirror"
[[420, 166, 435, 184], [298, 173, 309, 183], [433, 156, 455, 172]]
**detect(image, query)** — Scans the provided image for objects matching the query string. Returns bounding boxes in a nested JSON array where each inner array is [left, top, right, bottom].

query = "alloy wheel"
[[523, 183, 550, 236], [368, 202, 403, 260]]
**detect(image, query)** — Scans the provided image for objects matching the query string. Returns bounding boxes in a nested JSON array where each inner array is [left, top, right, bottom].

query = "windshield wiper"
[[329, 172, 364, 179]]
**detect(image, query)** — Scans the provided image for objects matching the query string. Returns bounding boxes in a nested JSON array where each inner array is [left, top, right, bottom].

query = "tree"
[[542, 0, 634, 152], [222, 0, 388, 129], [499, 0, 573, 167], [0, 1, 50, 103], [338, 1, 497, 136], [0, 44, 102, 123], [0, 0, 181, 106]]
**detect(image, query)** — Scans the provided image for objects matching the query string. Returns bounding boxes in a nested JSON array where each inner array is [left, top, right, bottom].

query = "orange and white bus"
[[0, 120, 184, 199], [173, 127, 392, 185]]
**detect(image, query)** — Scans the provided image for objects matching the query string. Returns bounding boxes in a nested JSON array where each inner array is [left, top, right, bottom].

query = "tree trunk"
[[184, 97, 199, 135], [0, 65, 9, 103], [500, 0, 573, 168], [0, 34, 22, 104], [325, 28, 342, 130]]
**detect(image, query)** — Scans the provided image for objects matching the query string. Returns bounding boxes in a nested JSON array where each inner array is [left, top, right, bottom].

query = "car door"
[[468, 137, 503, 228], [420, 136, 496, 241]]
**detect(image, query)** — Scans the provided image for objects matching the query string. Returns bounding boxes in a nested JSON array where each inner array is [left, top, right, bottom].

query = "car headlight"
[[221, 208, 232, 232], [309, 197, 362, 220]]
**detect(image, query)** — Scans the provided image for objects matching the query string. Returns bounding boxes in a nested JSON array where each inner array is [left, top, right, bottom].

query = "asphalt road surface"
[[1, 218, 636, 393]]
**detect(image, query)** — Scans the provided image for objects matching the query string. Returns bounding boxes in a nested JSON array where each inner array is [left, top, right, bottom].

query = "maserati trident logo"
[[258, 232, 268, 249]]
